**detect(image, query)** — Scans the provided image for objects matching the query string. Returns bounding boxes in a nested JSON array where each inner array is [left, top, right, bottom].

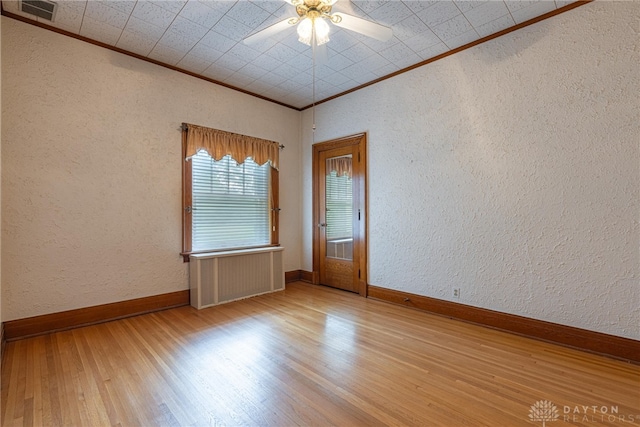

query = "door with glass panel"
[[313, 134, 367, 295]]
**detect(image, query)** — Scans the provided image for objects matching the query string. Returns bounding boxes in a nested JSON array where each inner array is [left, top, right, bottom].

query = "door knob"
[[318, 223, 326, 227]]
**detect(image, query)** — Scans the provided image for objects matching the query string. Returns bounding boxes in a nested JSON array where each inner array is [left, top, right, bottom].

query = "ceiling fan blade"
[[331, 12, 393, 42], [243, 18, 295, 46]]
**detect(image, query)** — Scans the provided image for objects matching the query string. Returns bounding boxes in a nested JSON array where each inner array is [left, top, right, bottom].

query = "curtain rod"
[[180, 123, 285, 150]]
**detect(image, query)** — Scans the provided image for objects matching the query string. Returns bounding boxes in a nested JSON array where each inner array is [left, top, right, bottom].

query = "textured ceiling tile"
[[166, 15, 209, 40], [189, 42, 225, 62], [432, 14, 474, 41], [201, 63, 236, 80], [463, 1, 510, 27], [286, 54, 313, 72], [272, 63, 302, 80], [223, 72, 256, 88], [259, 71, 289, 87], [350, 0, 387, 14], [251, 0, 287, 14], [178, 0, 226, 28], [243, 79, 274, 95], [510, 1, 556, 24], [341, 61, 376, 79], [211, 15, 253, 41], [46, 1, 86, 33], [215, 52, 249, 71], [276, 78, 304, 93], [227, 43, 264, 64], [475, 13, 516, 38], [251, 53, 285, 72], [236, 62, 270, 79], [85, 1, 129, 28], [415, 41, 449, 60], [225, 0, 272, 29], [324, 28, 361, 51], [132, 1, 177, 28], [98, 1, 136, 15], [313, 64, 338, 80], [444, 28, 479, 49], [403, 29, 442, 53], [177, 53, 214, 73], [359, 53, 393, 72], [358, 33, 400, 51], [148, 43, 185, 65], [320, 70, 352, 86], [199, 30, 236, 52], [124, 16, 166, 40], [116, 31, 158, 56], [265, 42, 300, 63], [324, 51, 355, 72], [79, 16, 123, 45], [454, 0, 488, 14], [367, 1, 414, 25], [393, 14, 432, 41], [289, 71, 312, 86], [379, 42, 422, 64], [371, 62, 400, 77], [280, 34, 312, 54], [149, 0, 187, 14], [158, 30, 200, 52], [403, 1, 439, 14], [415, 1, 461, 27], [351, 71, 379, 85], [341, 43, 377, 63]]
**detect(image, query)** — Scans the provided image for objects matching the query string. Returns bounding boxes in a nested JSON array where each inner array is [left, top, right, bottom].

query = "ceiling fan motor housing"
[[295, 0, 334, 19]]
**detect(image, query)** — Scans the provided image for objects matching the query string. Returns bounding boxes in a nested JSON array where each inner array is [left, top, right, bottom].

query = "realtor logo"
[[529, 400, 560, 426]]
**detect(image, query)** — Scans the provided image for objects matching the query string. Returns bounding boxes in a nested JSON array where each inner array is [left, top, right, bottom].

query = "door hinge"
[[358, 209, 361, 220], [358, 151, 361, 162], [358, 269, 361, 279]]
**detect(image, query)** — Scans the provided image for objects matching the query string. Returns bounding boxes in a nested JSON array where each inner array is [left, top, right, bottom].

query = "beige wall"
[[1, 17, 301, 321], [302, 1, 639, 339]]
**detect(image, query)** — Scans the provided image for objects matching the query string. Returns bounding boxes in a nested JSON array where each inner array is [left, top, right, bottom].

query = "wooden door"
[[313, 134, 367, 296]]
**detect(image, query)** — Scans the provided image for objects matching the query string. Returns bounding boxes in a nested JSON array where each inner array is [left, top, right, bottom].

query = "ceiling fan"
[[243, 0, 393, 47]]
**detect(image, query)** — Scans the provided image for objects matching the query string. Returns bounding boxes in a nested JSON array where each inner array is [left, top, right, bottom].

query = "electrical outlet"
[[453, 288, 460, 298]]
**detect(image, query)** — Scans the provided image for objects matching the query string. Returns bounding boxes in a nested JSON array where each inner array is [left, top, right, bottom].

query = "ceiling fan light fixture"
[[314, 18, 330, 45], [297, 17, 313, 45], [297, 16, 331, 46]]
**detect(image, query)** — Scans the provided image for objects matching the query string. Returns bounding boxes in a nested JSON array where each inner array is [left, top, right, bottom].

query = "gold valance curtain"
[[184, 123, 280, 170], [327, 156, 352, 178]]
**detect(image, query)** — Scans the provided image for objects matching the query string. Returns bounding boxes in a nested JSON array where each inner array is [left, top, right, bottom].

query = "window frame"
[[181, 130, 279, 262]]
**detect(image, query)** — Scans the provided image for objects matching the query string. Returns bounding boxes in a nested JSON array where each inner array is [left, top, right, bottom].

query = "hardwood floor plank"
[[2, 282, 638, 426]]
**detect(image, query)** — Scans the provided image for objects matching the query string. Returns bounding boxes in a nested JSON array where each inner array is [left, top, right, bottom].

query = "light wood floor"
[[2, 282, 639, 426]]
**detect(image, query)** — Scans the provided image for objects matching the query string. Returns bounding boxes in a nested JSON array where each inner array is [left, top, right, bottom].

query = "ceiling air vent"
[[20, 0, 57, 22]]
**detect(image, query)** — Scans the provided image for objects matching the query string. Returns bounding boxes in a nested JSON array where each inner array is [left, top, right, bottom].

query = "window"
[[325, 169, 353, 241], [182, 124, 279, 260]]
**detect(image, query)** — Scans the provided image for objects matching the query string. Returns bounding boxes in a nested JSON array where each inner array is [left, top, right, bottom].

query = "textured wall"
[[302, 2, 639, 339], [1, 18, 301, 321]]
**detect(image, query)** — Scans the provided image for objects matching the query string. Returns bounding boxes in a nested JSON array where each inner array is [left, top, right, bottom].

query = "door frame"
[[312, 133, 367, 296]]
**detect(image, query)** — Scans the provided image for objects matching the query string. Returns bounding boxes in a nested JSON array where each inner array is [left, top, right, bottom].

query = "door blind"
[[325, 170, 353, 241], [191, 152, 270, 251]]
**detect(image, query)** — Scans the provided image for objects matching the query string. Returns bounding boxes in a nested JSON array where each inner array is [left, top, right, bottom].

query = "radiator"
[[189, 247, 285, 309]]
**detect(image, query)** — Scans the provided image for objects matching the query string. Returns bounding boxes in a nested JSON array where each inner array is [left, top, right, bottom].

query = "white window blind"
[[325, 170, 353, 241], [191, 152, 270, 251]]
